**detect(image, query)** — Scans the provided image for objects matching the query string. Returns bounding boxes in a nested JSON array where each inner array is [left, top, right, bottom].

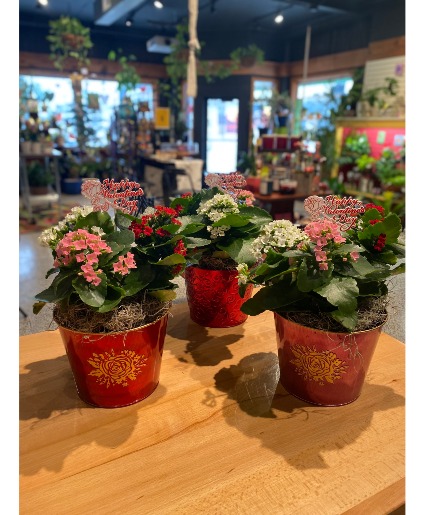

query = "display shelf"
[[332, 117, 405, 178]]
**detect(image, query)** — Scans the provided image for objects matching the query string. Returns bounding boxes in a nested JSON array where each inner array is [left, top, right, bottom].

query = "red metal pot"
[[58, 314, 168, 408], [185, 266, 253, 328], [274, 313, 385, 406]]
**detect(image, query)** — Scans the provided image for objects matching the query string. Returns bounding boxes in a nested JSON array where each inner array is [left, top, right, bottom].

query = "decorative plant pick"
[[82, 178, 145, 215], [205, 172, 247, 196], [304, 195, 365, 231]]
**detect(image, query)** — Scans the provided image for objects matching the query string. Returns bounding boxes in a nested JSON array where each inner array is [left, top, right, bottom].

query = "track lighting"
[[154, 0, 164, 8], [274, 12, 284, 24], [125, 17, 133, 27], [36, 0, 48, 7]]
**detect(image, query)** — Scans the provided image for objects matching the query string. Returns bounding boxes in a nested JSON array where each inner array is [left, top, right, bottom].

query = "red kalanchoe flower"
[[369, 219, 381, 225], [373, 233, 387, 251], [129, 221, 143, 239], [156, 228, 170, 237], [365, 203, 385, 215], [173, 239, 187, 256], [181, 192, 193, 198]]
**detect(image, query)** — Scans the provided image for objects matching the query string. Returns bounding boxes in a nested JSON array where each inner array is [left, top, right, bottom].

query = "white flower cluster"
[[38, 205, 94, 248], [237, 263, 249, 285], [197, 193, 239, 222], [251, 219, 308, 259], [208, 225, 230, 239], [143, 206, 156, 215]]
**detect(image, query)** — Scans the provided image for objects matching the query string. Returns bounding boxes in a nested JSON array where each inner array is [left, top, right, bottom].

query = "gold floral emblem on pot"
[[88, 349, 147, 387], [289, 345, 348, 385]]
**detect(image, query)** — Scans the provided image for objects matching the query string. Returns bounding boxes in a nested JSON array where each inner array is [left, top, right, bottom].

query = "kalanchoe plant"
[[239, 201, 405, 332], [33, 204, 187, 331], [170, 185, 272, 269]]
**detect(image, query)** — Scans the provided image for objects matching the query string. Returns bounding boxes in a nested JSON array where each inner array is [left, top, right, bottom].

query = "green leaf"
[[97, 285, 125, 313], [156, 254, 186, 266], [115, 211, 134, 230], [350, 255, 378, 276], [75, 211, 115, 234], [212, 213, 250, 228], [122, 267, 155, 295], [390, 263, 405, 275], [333, 244, 364, 255], [105, 228, 134, 247], [184, 237, 211, 248], [241, 283, 305, 316], [297, 259, 332, 292], [217, 238, 256, 266], [33, 301, 47, 315], [148, 290, 177, 302], [331, 309, 358, 331], [238, 206, 273, 225], [315, 277, 358, 312], [72, 275, 107, 308]]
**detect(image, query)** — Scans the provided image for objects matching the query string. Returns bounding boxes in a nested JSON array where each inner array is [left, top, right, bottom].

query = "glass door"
[[206, 98, 239, 173]]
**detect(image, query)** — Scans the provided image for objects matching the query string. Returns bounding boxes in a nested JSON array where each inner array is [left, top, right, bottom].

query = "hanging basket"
[[274, 313, 386, 406], [57, 314, 169, 408]]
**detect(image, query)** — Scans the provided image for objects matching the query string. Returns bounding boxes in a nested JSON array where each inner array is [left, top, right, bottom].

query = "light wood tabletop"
[[20, 302, 405, 514]]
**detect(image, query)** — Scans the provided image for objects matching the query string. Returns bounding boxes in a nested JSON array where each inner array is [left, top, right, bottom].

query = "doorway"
[[206, 98, 239, 173]]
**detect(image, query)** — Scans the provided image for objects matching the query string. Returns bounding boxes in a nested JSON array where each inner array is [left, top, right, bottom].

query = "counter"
[[20, 302, 405, 514]]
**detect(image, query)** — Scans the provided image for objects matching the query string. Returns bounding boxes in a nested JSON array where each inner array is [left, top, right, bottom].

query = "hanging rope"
[[187, 0, 201, 98]]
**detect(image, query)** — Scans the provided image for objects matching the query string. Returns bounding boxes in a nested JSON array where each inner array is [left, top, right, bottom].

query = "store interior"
[[19, 0, 406, 339]]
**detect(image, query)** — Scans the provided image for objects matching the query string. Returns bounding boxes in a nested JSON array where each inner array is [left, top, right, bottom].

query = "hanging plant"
[[47, 16, 93, 70], [229, 44, 265, 68], [108, 50, 142, 92]]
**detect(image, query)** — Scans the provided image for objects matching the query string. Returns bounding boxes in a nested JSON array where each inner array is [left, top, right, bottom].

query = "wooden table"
[[20, 303, 405, 514]]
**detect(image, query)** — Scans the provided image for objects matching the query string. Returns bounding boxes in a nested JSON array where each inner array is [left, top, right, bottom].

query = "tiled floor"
[[19, 197, 406, 342]]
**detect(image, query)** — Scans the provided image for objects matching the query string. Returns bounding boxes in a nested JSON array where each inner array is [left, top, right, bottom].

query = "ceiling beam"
[[94, 0, 149, 26]]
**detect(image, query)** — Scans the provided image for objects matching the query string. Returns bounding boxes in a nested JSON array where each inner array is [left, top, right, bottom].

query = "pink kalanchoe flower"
[[113, 252, 137, 276], [86, 252, 99, 265], [319, 262, 329, 271], [314, 250, 328, 262], [350, 251, 360, 261]]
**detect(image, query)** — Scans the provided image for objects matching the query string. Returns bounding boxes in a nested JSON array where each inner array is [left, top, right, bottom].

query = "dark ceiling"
[[19, 0, 405, 63]]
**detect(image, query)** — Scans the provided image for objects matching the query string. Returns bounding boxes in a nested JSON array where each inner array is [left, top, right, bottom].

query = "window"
[[251, 80, 275, 144], [19, 75, 155, 148], [294, 77, 354, 138]]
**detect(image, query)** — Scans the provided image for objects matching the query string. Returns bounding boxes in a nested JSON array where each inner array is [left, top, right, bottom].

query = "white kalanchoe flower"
[[38, 227, 58, 248], [208, 225, 230, 239], [91, 226, 105, 236], [143, 206, 156, 215], [197, 193, 239, 222], [251, 219, 309, 259], [237, 263, 249, 285]]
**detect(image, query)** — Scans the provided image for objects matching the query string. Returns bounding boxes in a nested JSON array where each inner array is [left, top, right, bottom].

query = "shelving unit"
[[19, 150, 62, 224]]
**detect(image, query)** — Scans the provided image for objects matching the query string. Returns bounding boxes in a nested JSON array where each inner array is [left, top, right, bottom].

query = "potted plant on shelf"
[[170, 173, 272, 328], [33, 181, 188, 408], [238, 196, 405, 406]]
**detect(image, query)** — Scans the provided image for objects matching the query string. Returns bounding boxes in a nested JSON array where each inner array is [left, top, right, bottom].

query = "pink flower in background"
[[350, 252, 360, 261]]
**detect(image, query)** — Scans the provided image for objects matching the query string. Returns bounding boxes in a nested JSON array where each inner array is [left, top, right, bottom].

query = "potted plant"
[[238, 196, 405, 406], [27, 160, 54, 195], [230, 44, 265, 68], [47, 16, 93, 70], [33, 192, 187, 408], [47, 16, 93, 150], [108, 50, 142, 94], [170, 173, 272, 328]]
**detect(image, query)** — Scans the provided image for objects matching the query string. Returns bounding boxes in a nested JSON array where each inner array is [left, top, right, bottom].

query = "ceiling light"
[[125, 17, 133, 27], [154, 0, 163, 8], [274, 13, 284, 24], [37, 0, 48, 6]]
